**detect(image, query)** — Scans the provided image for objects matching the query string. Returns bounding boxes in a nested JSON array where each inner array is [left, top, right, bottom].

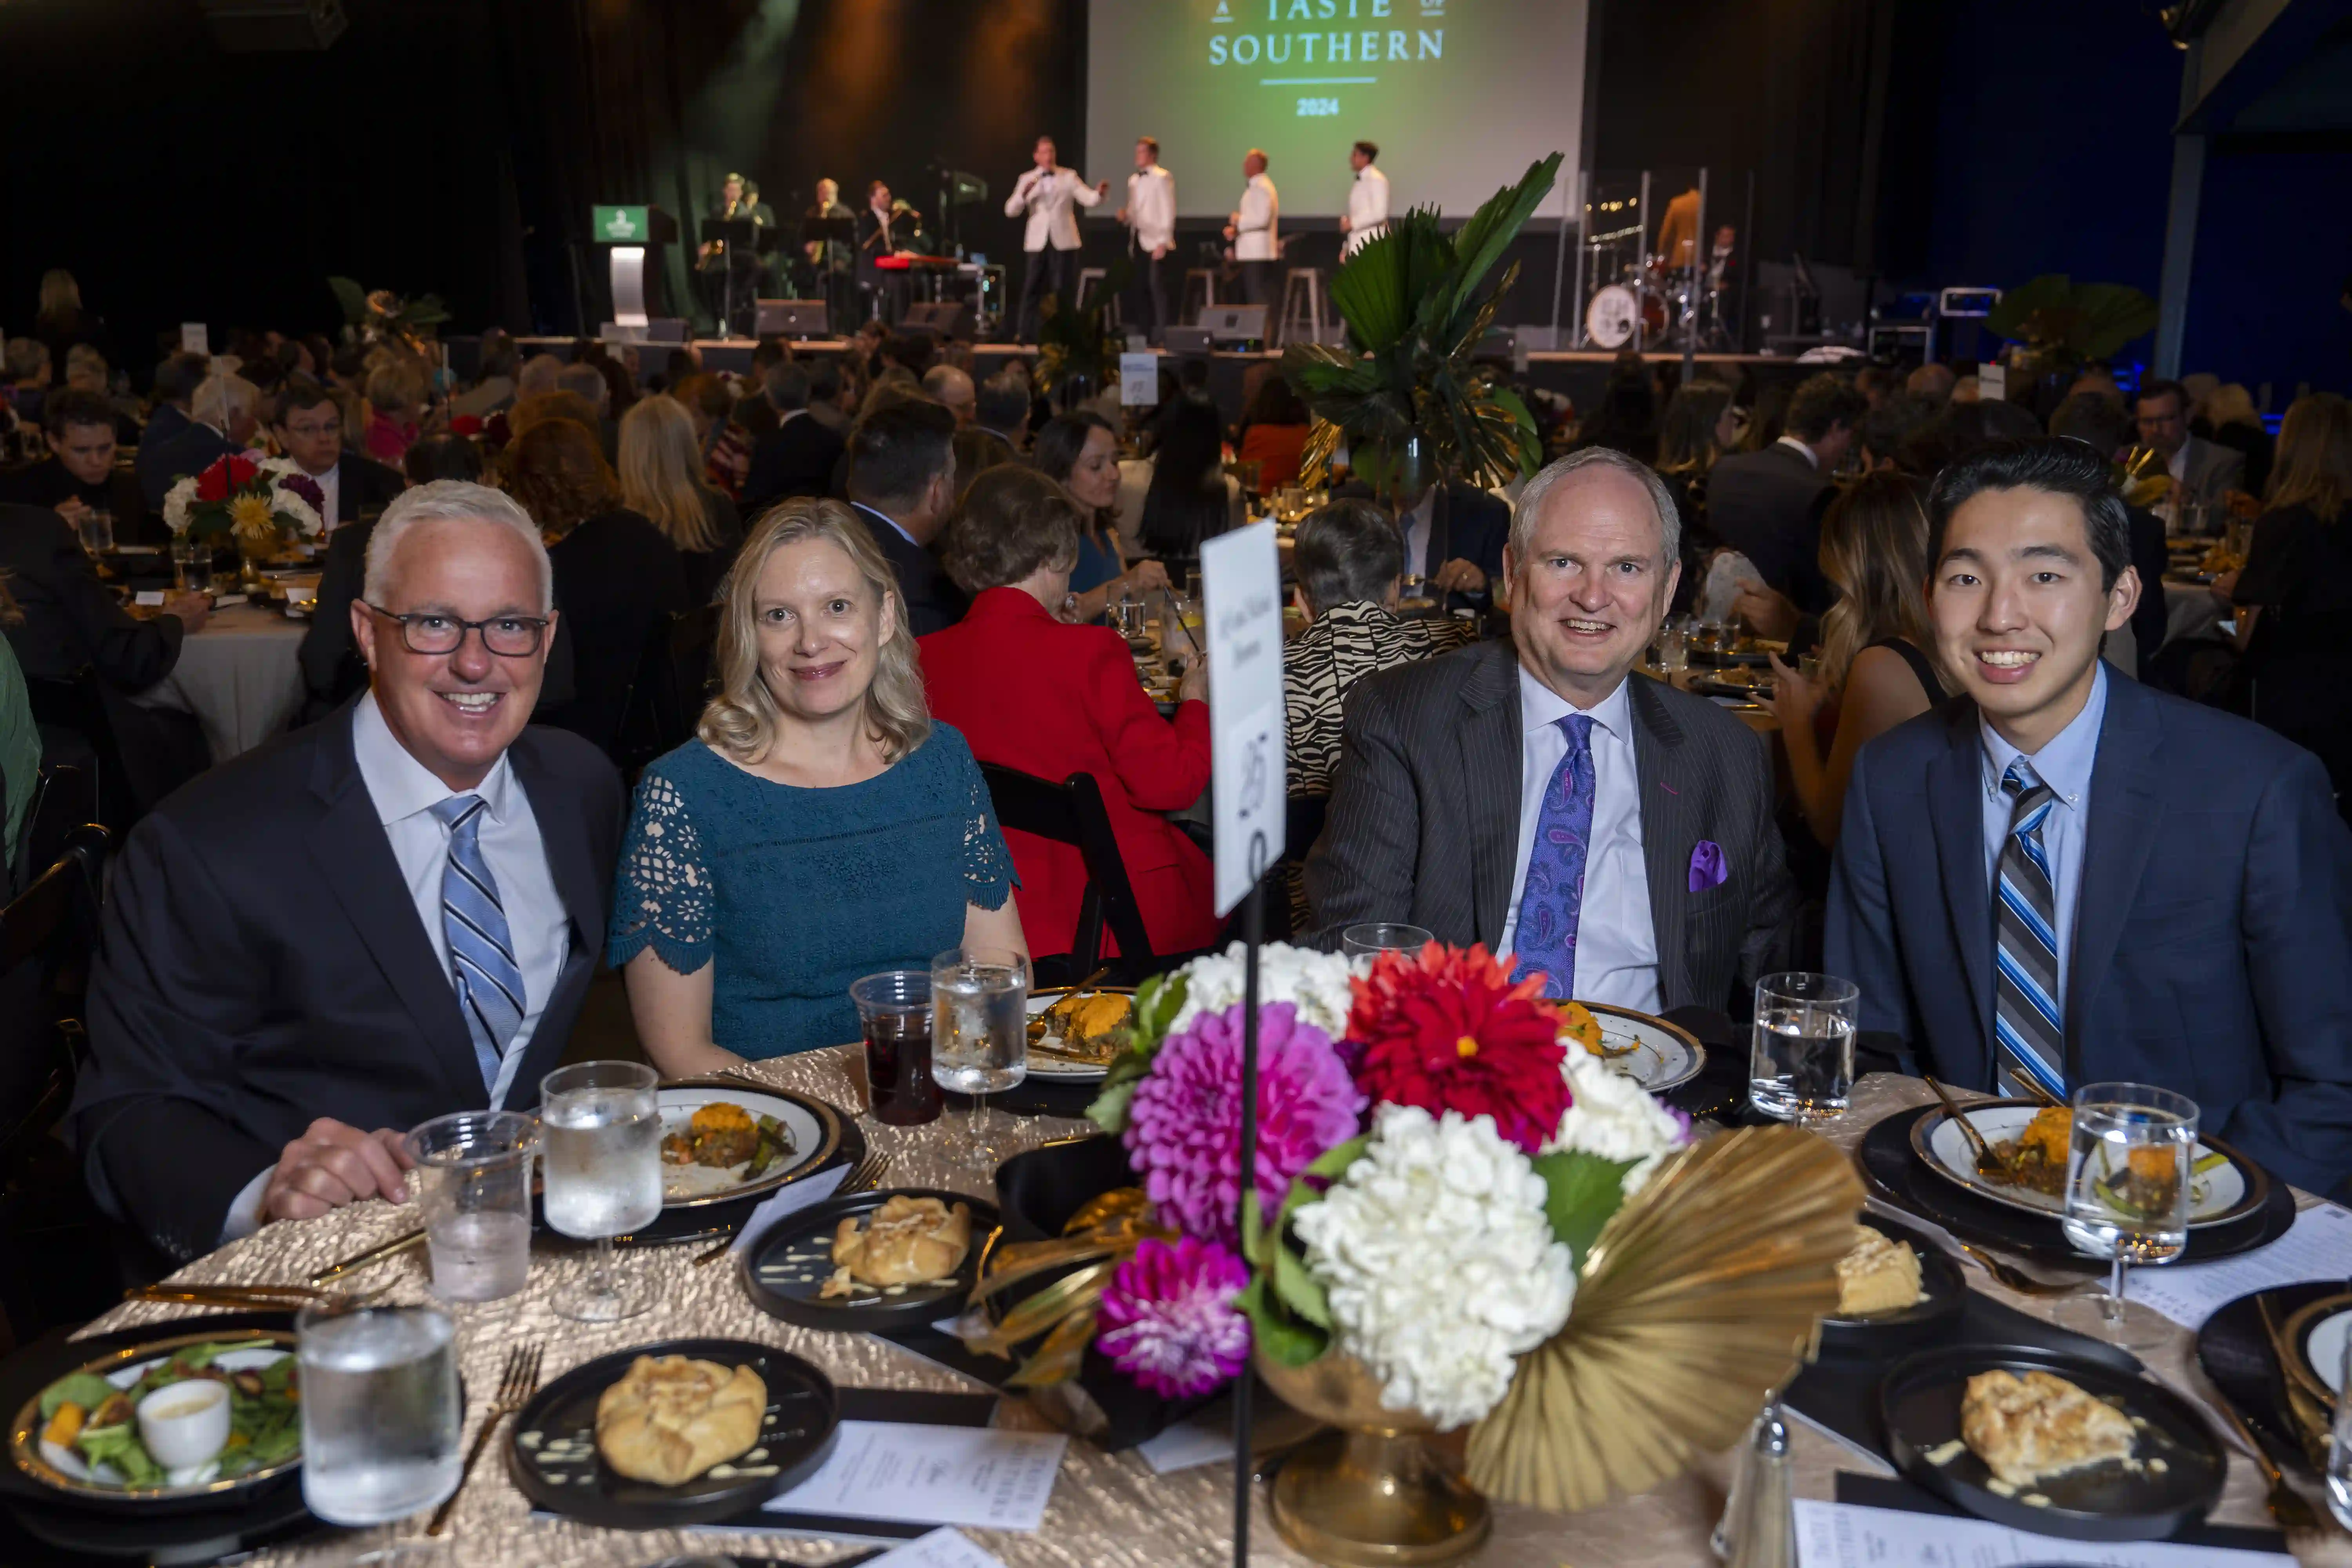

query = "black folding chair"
[[615, 604, 722, 778], [980, 763, 1189, 988], [25, 669, 137, 834]]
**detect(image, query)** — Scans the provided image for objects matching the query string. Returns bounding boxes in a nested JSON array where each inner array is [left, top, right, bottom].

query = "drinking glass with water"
[[540, 1060, 662, 1323], [2059, 1083, 2195, 1348], [930, 947, 1029, 1165], [298, 1302, 461, 1527], [2329, 1329, 2352, 1529], [76, 507, 115, 556], [1655, 618, 1690, 674], [405, 1110, 537, 1303], [1748, 972, 1859, 1122], [1342, 922, 1433, 961]]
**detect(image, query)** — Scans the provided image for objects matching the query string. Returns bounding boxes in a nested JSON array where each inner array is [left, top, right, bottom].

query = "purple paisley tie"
[[1509, 713, 1595, 998]]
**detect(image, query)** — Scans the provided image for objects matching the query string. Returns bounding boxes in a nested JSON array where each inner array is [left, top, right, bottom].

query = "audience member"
[[403, 434, 486, 486], [508, 389, 601, 443], [133, 352, 209, 504], [2229, 392, 2352, 819], [71, 481, 623, 1260], [844, 398, 966, 635], [1858, 393, 1937, 474], [2135, 377, 2243, 509], [31, 269, 106, 367], [2047, 392, 2169, 677], [1577, 354, 1660, 464], [362, 360, 429, 466], [1764, 472, 1945, 848], [611, 499, 1018, 1063], [922, 364, 977, 426], [0, 389, 159, 545], [272, 378, 404, 529], [1707, 372, 1862, 612], [2067, 365, 2123, 406], [806, 358, 853, 435], [952, 426, 1016, 492], [620, 394, 743, 606], [975, 371, 1030, 450], [2202, 381, 2274, 496], [451, 337, 521, 420], [1653, 380, 1738, 596], [1854, 365, 1897, 410], [742, 363, 846, 514], [1308, 447, 1798, 1013], [516, 353, 564, 401], [668, 372, 751, 499], [1031, 410, 1169, 621], [921, 466, 1214, 960], [1135, 397, 1244, 562], [880, 332, 937, 380], [554, 362, 616, 457], [3, 338, 50, 424], [1236, 375, 1311, 492], [62, 346, 139, 443], [1905, 361, 1957, 407], [1827, 438, 2352, 1197], [502, 419, 690, 757], [138, 368, 262, 506], [0, 499, 202, 691]]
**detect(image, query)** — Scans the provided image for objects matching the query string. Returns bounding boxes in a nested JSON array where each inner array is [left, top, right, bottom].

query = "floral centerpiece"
[[162, 455, 325, 557], [963, 940, 1862, 1554]]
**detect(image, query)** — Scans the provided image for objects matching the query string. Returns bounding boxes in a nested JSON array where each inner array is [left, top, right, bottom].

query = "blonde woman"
[[608, 499, 1021, 1066], [619, 394, 742, 603], [1764, 471, 1945, 848], [362, 359, 427, 465]]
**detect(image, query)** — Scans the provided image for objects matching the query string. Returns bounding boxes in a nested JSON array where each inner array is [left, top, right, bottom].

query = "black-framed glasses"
[[363, 603, 550, 657]]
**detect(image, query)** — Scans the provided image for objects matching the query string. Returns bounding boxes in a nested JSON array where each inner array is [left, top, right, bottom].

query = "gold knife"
[[309, 1227, 427, 1287]]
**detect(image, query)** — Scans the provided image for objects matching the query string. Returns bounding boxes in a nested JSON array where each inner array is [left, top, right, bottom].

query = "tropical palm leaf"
[[1443, 153, 1564, 328], [2071, 282, 2159, 360]]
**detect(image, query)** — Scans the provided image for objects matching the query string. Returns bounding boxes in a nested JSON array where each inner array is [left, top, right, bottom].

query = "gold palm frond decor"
[[961, 1187, 1169, 1387], [1465, 1125, 1864, 1512]]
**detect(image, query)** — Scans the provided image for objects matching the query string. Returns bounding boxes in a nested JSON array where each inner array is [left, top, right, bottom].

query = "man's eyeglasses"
[[364, 603, 550, 657], [281, 421, 339, 439]]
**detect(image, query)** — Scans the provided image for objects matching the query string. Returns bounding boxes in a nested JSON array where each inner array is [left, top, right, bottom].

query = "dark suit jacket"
[[1705, 443, 1835, 612], [0, 461, 162, 547], [852, 503, 966, 637], [1304, 638, 1798, 1014], [133, 405, 192, 508], [135, 421, 240, 511], [68, 704, 626, 1259], [1331, 481, 1510, 609], [325, 452, 405, 524], [1826, 676, 2352, 1198], [742, 414, 847, 515], [0, 503, 183, 689], [539, 509, 691, 758]]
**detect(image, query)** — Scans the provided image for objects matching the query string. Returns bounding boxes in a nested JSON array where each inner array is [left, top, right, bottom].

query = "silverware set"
[[428, 1340, 544, 1536], [692, 1149, 893, 1268]]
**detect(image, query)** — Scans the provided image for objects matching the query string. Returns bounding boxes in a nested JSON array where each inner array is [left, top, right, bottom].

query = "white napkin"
[[1699, 551, 1766, 621], [727, 1161, 851, 1259]]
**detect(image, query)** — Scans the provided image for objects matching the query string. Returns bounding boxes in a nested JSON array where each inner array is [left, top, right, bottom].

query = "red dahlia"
[[1346, 942, 1568, 1153]]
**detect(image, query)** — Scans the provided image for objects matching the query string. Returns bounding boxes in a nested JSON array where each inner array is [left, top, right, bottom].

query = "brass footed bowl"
[[1255, 1348, 1489, 1567]]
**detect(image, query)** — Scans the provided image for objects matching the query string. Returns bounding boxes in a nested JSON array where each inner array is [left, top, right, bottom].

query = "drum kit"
[[1579, 232, 1735, 351]]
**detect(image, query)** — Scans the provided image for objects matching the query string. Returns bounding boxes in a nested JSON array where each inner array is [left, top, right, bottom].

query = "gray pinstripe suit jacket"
[[1302, 637, 1799, 1014]]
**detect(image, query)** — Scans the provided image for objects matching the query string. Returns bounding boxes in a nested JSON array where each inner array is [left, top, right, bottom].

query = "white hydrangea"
[[161, 476, 198, 534], [262, 459, 327, 538], [1293, 1103, 1574, 1430], [1167, 940, 1359, 1041], [1547, 1049, 1690, 1195]]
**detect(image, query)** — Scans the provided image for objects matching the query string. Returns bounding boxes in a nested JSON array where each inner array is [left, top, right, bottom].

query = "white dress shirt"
[[1342, 165, 1390, 258], [218, 695, 570, 1243], [1774, 434, 1820, 470], [1127, 165, 1176, 254], [1234, 173, 1279, 261], [1977, 661, 2108, 1017], [1004, 165, 1102, 252], [1497, 667, 1662, 1009]]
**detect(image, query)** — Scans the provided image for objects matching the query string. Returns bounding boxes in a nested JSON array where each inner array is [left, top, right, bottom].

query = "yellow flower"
[[229, 494, 279, 541]]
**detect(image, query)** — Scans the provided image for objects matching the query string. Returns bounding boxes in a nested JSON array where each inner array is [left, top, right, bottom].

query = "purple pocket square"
[[1688, 840, 1727, 893]]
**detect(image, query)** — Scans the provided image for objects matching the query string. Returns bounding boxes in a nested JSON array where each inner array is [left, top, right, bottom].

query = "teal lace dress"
[[607, 724, 1014, 1058]]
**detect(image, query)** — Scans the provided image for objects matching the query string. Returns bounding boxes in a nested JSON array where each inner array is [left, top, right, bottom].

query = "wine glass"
[[929, 946, 1029, 1166], [2058, 1082, 2195, 1348], [539, 1060, 662, 1323]]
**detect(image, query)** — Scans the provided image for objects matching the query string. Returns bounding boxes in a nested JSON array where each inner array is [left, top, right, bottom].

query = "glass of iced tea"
[[851, 969, 941, 1126]]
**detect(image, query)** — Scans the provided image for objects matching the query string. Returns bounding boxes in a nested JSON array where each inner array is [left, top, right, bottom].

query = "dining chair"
[[978, 763, 1160, 988]]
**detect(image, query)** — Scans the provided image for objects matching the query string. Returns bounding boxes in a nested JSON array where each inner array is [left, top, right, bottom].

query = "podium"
[[591, 203, 678, 330]]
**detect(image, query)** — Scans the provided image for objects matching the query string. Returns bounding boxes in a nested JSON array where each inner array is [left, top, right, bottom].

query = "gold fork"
[[427, 1341, 544, 1536], [1944, 1239, 2092, 1298], [692, 1150, 891, 1267]]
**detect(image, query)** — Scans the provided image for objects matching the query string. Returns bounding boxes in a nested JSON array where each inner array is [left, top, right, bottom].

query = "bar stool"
[[1074, 266, 1121, 331], [1276, 268, 1329, 347], [1181, 269, 1219, 326]]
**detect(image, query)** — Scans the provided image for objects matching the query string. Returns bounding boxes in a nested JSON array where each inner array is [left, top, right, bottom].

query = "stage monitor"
[[756, 300, 831, 338], [1200, 305, 1269, 344], [1085, 0, 1586, 220]]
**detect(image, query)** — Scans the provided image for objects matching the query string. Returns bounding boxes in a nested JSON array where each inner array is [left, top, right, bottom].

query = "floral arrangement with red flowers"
[[162, 454, 325, 550], [1347, 943, 1568, 1154]]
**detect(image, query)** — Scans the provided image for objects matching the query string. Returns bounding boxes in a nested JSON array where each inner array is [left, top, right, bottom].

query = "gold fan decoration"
[[960, 1187, 1171, 1387], [1466, 1125, 1863, 1511]]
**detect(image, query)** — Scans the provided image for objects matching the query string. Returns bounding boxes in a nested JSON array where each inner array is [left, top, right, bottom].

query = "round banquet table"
[[77, 1066, 2333, 1567], [131, 600, 309, 763]]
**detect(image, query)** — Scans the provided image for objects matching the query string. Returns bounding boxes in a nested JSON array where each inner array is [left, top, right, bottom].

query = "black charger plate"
[[1860, 1105, 2294, 1267], [740, 1189, 1000, 1332], [1818, 1212, 1967, 1355], [1878, 1343, 2227, 1541], [2196, 1283, 2349, 1475], [508, 1338, 837, 1530]]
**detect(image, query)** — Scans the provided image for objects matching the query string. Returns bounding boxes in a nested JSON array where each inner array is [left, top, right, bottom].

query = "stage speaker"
[[197, 0, 347, 51], [755, 300, 831, 338], [900, 301, 974, 342], [1198, 305, 1268, 346]]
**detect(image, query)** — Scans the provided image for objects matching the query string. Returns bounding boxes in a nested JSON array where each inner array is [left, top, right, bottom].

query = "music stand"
[[802, 215, 857, 331], [701, 217, 759, 338]]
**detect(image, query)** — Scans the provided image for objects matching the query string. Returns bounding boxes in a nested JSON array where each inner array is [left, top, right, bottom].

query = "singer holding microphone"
[[1117, 136, 1176, 346], [1005, 134, 1105, 343]]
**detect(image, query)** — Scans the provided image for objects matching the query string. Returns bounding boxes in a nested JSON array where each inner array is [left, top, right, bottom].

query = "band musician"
[[698, 172, 775, 336]]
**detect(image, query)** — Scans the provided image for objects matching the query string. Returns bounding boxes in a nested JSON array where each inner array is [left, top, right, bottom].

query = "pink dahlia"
[[1123, 1001, 1365, 1249], [1097, 1236, 1251, 1399]]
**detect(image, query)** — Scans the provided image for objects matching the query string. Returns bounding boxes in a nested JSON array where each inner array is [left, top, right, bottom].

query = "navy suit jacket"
[[1826, 670, 2352, 1198], [136, 421, 240, 510]]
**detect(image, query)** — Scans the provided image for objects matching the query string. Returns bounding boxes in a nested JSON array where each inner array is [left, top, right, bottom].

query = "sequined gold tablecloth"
[[83, 1066, 2331, 1566]]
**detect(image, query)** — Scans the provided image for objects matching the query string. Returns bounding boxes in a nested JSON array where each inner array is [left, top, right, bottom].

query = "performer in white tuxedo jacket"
[[1339, 140, 1390, 260], [1005, 134, 1105, 342]]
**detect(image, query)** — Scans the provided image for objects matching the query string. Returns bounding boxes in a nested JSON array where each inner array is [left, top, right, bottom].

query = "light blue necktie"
[[1992, 759, 2067, 1101], [1509, 714, 1596, 998], [431, 795, 525, 1093]]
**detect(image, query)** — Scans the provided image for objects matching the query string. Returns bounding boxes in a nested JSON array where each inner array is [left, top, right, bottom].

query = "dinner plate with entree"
[[1022, 985, 1137, 1082], [1559, 1000, 1706, 1094], [740, 1188, 1000, 1330], [1909, 1099, 2267, 1228]]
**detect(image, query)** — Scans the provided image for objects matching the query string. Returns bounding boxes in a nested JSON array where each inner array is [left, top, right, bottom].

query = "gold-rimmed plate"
[[1908, 1100, 2268, 1229], [655, 1080, 845, 1209], [2280, 1291, 2352, 1410], [1023, 985, 1138, 1082], [9, 1331, 299, 1506], [1576, 1003, 1706, 1093]]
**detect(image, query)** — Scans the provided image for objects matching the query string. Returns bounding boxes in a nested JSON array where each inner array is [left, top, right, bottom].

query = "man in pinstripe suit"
[[1305, 448, 1798, 1014]]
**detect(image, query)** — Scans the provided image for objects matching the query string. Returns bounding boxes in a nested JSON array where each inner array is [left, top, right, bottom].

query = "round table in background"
[[133, 600, 309, 762]]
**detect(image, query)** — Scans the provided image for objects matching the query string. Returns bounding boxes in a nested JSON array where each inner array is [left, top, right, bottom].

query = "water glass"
[[2329, 1329, 2352, 1528], [2060, 1083, 2195, 1348], [930, 947, 1029, 1165], [1656, 619, 1690, 674], [851, 969, 941, 1127], [404, 1110, 537, 1303], [170, 533, 207, 592], [1748, 972, 1859, 1122], [539, 1060, 662, 1323], [77, 507, 115, 555], [297, 1302, 461, 1526], [1342, 922, 1434, 961], [1114, 592, 1146, 642], [1397, 573, 1429, 606]]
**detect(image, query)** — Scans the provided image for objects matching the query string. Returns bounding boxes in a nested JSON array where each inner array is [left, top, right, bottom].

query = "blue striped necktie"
[[431, 795, 525, 1094], [1992, 759, 2066, 1100]]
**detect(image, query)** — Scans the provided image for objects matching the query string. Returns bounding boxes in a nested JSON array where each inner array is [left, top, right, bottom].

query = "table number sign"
[[1198, 519, 1286, 916]]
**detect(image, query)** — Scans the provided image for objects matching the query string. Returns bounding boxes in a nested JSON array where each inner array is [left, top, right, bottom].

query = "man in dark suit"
[[1706, 373, 1865, 613], [2135, 377, 2244, 512], [136, 371, 261, 510], [272, 377, 403, 528], [0, 389, 161, 546], [741, 363, 846, 514], [69, 481, 625, 1261], [1307, 448, 1798, 1014], [132, 351, 207, 508], [0, 503, 203, 690], [1827, 439, 2352, 1198], [844, 398, 965, 635], [1339, 476, 1511, 610]]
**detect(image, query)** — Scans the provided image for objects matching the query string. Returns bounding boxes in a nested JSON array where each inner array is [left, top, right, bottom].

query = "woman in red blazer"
[[920, 465, 1218, 960]]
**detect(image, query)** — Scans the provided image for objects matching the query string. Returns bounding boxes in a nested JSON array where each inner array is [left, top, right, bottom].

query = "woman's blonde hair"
[[618, 396, 720, 552], [36, 269, 80, 319], [699, 498, 932, 766], [2204, 382, 2261, 432], [365, 359, 425, 416], [1817, 470, 1939, 694], [2267, 392, 2352, 525]]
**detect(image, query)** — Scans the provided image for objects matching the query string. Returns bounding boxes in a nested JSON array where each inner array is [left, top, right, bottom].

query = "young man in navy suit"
[[1827, 439, 2352, 1198]]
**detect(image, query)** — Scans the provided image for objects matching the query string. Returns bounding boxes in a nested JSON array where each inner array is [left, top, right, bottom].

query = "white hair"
[[1507, 446, 1681, 568], [191, 370, 259, 427], [517, 354, 565, 399], [364, 481, 553, 612], [556, 362, 609, 411]]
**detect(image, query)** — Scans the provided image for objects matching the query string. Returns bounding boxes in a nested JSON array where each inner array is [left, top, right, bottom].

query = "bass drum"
[[1584, 283, 1641, 349]]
